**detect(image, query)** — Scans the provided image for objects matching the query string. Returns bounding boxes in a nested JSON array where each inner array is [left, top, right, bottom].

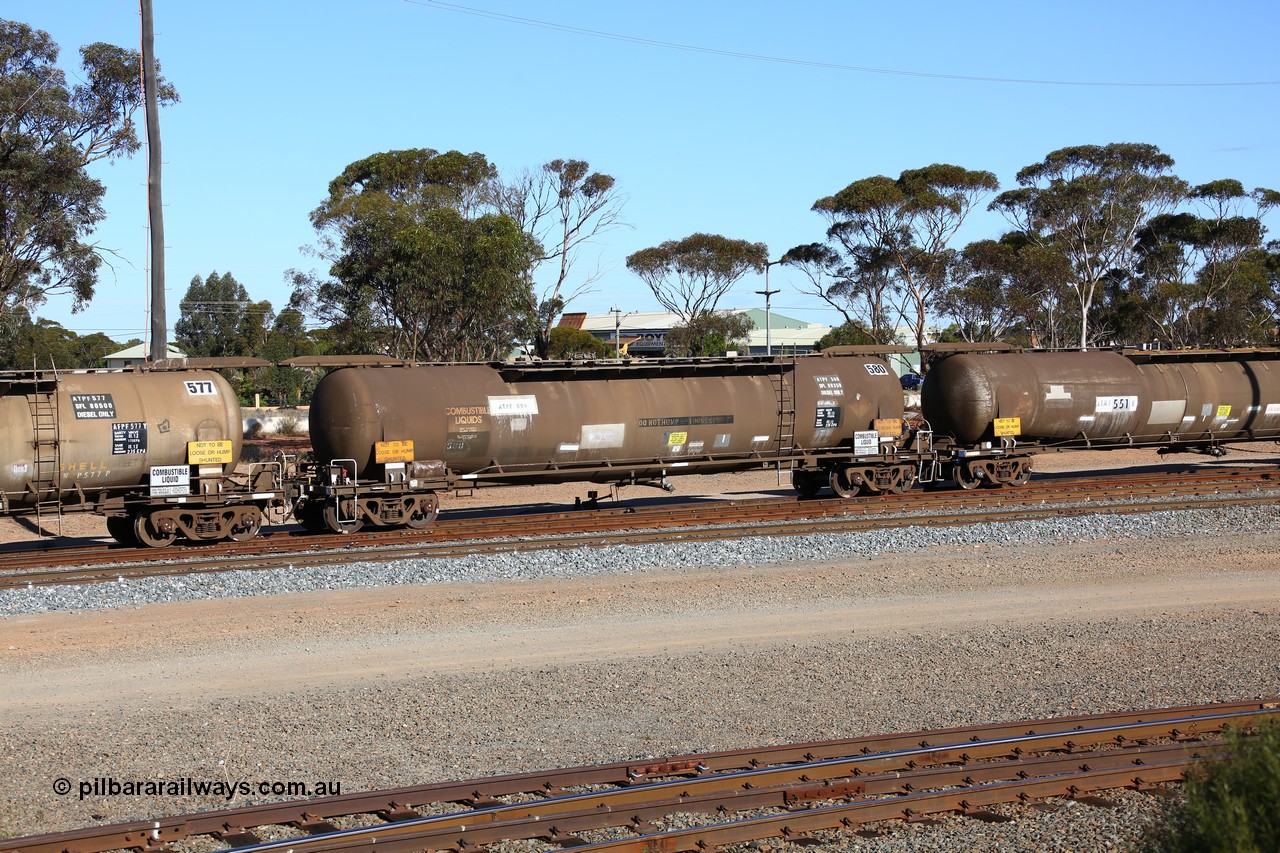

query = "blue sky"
[[8, 0, 1280, 343]]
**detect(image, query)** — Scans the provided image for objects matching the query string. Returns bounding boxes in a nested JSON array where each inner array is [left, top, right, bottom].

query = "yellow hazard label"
[[1216, 404, 1232, 418], [375, 440, 415, 463], [993, 417, 1022, 437], [187, 439, 234, 465], [873, 418, 902, 438], [666, 431, 688, 446]]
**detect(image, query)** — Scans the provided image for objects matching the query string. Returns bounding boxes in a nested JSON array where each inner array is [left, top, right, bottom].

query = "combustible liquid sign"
[[149, 465, 189, 497]]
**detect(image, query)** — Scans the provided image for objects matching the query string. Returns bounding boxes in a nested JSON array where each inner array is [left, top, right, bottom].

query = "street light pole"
[[756, 260, 782, 357], [611, 306, 622, 358]]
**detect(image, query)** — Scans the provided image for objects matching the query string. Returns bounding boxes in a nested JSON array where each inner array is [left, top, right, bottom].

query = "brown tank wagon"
[[0, 367, 287, 546], [299, 351, 931, 533], [13, 347, 1280, 548], [922, 347, 1280, 488]]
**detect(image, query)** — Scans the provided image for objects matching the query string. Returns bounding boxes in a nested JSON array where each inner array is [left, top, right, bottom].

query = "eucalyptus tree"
[[990, 143, 1188, 349], [626, 233, 767, 357], [793, 164, 998, 353], [1125, 180, 1277, 346], [0, 19, 178, 321], [625, 232, 768, 323], [942, 235, 1075, 346], [498, 159, 627, 357], [175, 271, 271, 358], [778, 242, 899, 345], [296, 148, 539, 361]]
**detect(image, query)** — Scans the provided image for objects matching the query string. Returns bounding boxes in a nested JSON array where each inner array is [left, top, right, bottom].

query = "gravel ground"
[[1, 448, 1279, 851]]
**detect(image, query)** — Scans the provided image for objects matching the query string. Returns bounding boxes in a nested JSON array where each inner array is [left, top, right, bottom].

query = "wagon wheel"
[[133, 511, 177, 548], [1007, 461, 1032, 487], [405, 494, 440, 529], [952, 461, 983, 491], [791, 470, 823, 498], [227, 507, 264, 542], [828, 467, 860, 499], [105, 515, 136, 545], [323, 500, 364, 534]]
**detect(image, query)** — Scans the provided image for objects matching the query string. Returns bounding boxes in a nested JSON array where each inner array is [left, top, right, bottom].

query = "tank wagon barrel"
[[0, 366, 288, 546], [921, 346, 1280, 488], [299, 351, 930, 533]]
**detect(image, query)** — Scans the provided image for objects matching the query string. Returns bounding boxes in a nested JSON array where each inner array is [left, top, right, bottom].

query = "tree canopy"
[[0, 19, 177, 321], [294, 148, 539, 361], [625, 233, 768, 324], [664, 312, 754, 358], [499, 159, 627, 357], [175, 271, 272, 358], [0, 306, 132, 369], [990, 143, 1188, 348], [801, 164, 999, 353]]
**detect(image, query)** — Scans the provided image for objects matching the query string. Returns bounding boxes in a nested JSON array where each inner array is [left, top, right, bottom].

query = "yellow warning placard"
[[666, 431, 688, 446], [1216, 404, 1232, 418], [993, 417, 1022, 437], [375, 439, 415, 463], [873, 418, 902, 438], [188, 439, 234, 465]]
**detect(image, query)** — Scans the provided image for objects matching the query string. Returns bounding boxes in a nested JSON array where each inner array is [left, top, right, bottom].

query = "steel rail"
[[4, 701, 1273, 853], [4, 463, 1276, 573], [3, 485, 1278, 591], [202, 713, 1266, 853], [546, 758, 1199, 853]]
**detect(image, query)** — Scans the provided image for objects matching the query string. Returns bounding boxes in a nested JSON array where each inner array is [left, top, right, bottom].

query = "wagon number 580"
[[184, 380, 216, 395]]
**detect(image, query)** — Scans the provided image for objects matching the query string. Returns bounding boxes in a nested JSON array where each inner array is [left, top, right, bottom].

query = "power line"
[[406, 0, 1280, 88]]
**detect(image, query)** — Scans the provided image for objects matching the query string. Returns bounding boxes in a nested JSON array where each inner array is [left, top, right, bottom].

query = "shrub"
[[275, 413, 303, 436], [1132, 721, 1280, 852]]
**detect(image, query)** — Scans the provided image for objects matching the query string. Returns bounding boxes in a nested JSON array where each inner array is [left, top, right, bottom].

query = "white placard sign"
[[853, 430, 880, 455], [149, 465, 190, 497]]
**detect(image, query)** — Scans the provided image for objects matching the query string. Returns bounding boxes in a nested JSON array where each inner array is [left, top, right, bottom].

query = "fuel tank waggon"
[[0, 369, 243, 512], [307, 354, 908, 485], [922, 349, 1280, 448]]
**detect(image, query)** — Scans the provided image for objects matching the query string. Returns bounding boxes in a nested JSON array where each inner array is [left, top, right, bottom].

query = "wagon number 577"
[[184, 380, 216, 395]]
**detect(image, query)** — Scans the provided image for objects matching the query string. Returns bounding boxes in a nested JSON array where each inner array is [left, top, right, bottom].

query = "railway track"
[[5, 700, 1274, 853], [2, 466, 1279, 590]]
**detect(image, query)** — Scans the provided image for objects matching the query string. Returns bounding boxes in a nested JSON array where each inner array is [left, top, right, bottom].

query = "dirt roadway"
[[3, 532, 1278, 723], [2, 446, 1279, 843]]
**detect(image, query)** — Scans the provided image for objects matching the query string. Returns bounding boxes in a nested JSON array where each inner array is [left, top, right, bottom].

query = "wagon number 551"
[[1095, 395, 1138, 413], [184, 380, 216, 395]]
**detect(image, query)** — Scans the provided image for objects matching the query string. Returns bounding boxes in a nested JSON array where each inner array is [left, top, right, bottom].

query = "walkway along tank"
[[0, 366, 285, 546], [921, 346, 1280, 488], [299, 349, 929, 532]]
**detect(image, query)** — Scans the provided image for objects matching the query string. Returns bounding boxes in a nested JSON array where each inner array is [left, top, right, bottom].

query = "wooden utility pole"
[[140, 0, 166, 360]]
